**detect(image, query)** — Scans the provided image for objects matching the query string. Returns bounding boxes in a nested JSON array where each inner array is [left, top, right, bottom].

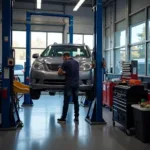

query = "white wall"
[[65, 6, 94, 34], [12, 2, 65, 32]]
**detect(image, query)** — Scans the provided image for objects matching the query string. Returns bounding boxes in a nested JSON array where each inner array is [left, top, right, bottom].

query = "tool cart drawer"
[[113, 99, 127, 110], [113, 106, 126, 126]]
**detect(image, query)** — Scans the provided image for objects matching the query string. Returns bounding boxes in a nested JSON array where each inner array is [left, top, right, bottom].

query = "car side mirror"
[[32, 53, 39, 59]]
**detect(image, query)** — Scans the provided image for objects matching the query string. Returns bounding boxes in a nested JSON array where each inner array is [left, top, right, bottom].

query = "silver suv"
[[30, 44, 93, 99]]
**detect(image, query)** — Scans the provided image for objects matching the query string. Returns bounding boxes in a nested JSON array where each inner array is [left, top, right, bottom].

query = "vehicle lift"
[[0, 0, 105, 129], [0, 0, 74, 129], [86, 0, 106, 124], [23, 11, 74, 105]]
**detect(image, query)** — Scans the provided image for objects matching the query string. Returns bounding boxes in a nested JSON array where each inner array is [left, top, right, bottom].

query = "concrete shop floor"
[[0, 95, 149, 150]]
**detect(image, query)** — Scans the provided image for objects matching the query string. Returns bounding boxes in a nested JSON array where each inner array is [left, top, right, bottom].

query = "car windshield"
[[41, 45, 90, 58], [14, 65, 23, 70]]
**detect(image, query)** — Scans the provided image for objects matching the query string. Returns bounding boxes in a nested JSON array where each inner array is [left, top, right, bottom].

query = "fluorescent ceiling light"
[[37, 0, 42, 9], [73, 0, 85, 11]]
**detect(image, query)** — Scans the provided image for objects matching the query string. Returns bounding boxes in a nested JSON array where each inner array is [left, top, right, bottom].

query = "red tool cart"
[[103, 81, 116, 110], [148, 92, 150, 101]]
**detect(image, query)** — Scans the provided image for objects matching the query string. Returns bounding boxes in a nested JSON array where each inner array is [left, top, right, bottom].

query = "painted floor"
[[0, 95, 149, 150]]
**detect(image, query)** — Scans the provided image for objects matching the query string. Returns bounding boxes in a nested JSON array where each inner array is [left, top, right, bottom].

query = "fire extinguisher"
[[2, 88, 7, 99]]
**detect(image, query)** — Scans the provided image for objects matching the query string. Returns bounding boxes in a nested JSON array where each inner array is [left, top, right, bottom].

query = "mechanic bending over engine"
[[57, 52, 79, 123]]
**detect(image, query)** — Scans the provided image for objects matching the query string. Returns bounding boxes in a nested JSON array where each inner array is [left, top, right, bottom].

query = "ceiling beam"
[[14, 0, 92, 7], [43, 2, 92, 7]]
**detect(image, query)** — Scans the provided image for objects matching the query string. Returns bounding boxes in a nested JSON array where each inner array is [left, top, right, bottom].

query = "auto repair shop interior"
[[0, 0, 150, 150]]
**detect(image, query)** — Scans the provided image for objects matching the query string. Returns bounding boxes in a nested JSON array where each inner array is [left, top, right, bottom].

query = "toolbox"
[[113, 85, 147, 135]]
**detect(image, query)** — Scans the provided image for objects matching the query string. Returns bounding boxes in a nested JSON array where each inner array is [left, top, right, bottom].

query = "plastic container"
[[132, 105, 150, 143], [103, 82, 107, 105]]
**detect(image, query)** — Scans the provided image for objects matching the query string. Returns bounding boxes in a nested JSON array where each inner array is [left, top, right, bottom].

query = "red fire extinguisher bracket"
[[26, 77, 30, 81]]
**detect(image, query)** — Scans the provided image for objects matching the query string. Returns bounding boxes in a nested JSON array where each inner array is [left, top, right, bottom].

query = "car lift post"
[[86, 0, 106, 124], [0, 0, 23, 129], [0, 0, 12, 128], [95, 0, 105, 123], [23, 12, 74, 105], [22, 12, 33, 106]]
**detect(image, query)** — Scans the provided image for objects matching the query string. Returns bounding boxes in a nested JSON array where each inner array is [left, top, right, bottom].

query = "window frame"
[[114, 47, 126, 74], [31, 31, 47, 49], [47, 32, 63, 45], [130, 44, 146, 75]]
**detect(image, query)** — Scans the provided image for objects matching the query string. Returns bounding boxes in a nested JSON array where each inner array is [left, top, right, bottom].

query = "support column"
[[68, 16, 74, 103], [86, 0, 106, 124], [0, 23, 2, 64], [95, 0, 105, 123], [63, 24, 68, 44], [69, 16, 73, 44], [23, 12, 33, 106], [1, 0, 12, 128]]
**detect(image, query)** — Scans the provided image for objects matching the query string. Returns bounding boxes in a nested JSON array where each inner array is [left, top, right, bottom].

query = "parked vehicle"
[[14, 64, 24, 83], [30, 44, 93, 100]]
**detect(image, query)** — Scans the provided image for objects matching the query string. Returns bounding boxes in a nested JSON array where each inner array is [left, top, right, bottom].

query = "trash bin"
[[132, 104, 150, 143]]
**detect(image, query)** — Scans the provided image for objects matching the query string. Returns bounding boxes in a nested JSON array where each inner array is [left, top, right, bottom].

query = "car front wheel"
[[30, 88, 41, 100]]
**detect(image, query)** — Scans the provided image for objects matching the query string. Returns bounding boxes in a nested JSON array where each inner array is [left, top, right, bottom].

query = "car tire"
[[49, 92, 56, 96], [30, 88, 41, 100]]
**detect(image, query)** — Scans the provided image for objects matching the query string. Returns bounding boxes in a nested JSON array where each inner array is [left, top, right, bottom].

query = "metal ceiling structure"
[[14, 0, 108, 6]]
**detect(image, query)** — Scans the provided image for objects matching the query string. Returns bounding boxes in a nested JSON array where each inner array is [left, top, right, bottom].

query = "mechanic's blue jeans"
[[62, 85, 79, 119]]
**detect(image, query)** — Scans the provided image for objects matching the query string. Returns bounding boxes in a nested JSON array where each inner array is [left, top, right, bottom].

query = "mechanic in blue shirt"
[[57, 52, 79, 123]]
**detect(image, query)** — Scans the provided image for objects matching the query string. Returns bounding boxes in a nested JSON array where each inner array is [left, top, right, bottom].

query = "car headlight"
[[32, 61, 45, 70], [80, 63, 92, 71]]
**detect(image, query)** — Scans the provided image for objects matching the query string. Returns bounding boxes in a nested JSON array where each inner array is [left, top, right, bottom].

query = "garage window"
[[115, 20, 126, 47], [13, 31, 26, 48], [84, 35, 94, 49], [105, 6, 111, 27], [68, 34, 83, 44], [105, 28, 111, 49], [73, 34, 83, 44], [130, 11, 146, 44], [116, 0, 126, 21], [15, 49, 26, 65], [48, 33, 63, 45], [31, 32, 46, 48], [115, 48, 126, 74], [130, 45, 146, 75], [147, 43, 150, 75], [105, 50, 111, 73], [148, 7, 150, 40]]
